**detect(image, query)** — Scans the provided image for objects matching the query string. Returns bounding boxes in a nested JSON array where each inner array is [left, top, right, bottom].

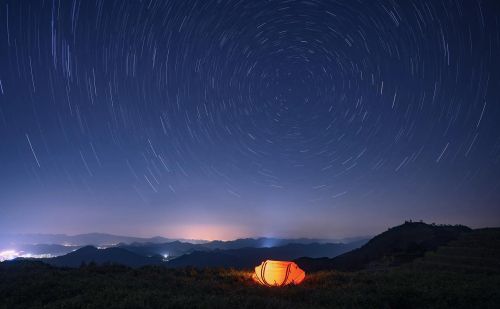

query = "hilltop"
[[296, 221, 470, 272]]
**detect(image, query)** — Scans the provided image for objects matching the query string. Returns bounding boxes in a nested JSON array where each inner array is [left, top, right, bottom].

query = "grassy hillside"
[[1, 261, 499, 309], [412, 228, 500, 274]]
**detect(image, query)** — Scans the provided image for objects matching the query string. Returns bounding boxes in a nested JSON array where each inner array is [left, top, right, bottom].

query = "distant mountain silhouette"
[[296, 222, 471, 272], [31, 241, 363, 269], [199, 237, 344, 250], [119, 241, 207, 258], [118, 237, 357, 259], [41, 246, 163, 268], [1, 234, 365, 263], [166, 242, 364, 268], [0, 233, 206, 247]]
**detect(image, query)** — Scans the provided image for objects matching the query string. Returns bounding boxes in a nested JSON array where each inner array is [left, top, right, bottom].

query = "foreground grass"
[[1, 262, 499, 308]]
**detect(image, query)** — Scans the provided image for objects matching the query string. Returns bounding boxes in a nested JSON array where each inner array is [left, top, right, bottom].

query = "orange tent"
[[253, 260, 305, 286]]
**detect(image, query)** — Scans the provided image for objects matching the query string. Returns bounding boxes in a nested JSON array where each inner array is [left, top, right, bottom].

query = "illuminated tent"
[[253, 260, 305, 286]]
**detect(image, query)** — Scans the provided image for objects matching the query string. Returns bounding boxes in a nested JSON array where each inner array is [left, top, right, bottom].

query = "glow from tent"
[[253, 260, 306, 287]]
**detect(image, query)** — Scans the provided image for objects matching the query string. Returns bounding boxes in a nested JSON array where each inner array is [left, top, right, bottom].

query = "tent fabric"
[[253, 260, 306, 286]]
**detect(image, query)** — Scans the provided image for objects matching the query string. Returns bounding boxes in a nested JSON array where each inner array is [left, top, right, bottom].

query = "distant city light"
[[0, 250, 19, 261], [0, 250, 54, 261]]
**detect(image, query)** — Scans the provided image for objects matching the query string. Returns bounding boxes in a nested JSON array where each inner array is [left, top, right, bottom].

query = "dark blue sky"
[[0, 0, 499, 240]]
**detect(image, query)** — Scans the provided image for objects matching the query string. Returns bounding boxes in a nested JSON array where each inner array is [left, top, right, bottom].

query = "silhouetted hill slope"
[[296, 222, 471, 272], [167, 242, 362, 268], [412, 228, 500, 273], [41, 246, 163, 268]]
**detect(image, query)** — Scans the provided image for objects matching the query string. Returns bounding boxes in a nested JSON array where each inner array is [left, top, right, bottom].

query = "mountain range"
[[1, 233, 361, 262], [118, 237, 363, 259], [37, 240, 365, 269], [4, 222, 476, 272]]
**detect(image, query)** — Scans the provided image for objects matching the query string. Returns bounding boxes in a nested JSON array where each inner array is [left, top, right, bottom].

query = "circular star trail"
[[0, 0, 499, 239]]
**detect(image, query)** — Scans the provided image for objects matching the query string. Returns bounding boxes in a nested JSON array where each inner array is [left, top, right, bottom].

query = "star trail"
[[0, 0, 499, 240]]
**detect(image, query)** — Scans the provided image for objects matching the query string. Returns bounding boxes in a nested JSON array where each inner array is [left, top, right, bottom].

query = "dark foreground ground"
[[1, 261, 499, 309]]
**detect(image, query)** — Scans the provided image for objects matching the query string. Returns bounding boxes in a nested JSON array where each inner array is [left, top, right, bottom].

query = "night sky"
[[0, 0, 499, 240]]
